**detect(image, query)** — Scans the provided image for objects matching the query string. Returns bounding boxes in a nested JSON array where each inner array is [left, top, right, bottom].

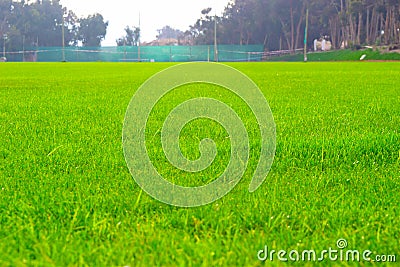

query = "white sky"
[[59, 0, 231, 46]]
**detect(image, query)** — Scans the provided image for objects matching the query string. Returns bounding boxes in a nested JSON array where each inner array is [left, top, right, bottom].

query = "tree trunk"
[[290, 0, 295, 52], [384, 7, 390, 44], [279, 17, 291, 51], [295, 4, 306, 50], [329, 17, 338, 49], [366, 8, 370, 44], [330, 15, 342, 49], [357, 12, 362, 45], [339, 2, 348, 49], [394, 8, 399, 44], [349, 14, 356, 45], [263, 32, 268, 48], [370, 7, 379, 44]]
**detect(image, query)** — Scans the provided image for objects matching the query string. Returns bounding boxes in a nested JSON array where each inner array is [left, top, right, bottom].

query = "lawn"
[[0, 62, 399, 266]]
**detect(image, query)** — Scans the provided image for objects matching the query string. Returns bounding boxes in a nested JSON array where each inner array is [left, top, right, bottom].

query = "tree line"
[[0, 0, 108, 51], [185, 0, 400, 51], [2, 0, 400, 52]]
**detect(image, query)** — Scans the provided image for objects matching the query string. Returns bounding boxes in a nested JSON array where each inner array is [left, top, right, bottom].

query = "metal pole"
[[214, 14, 218, 62], [304, 8, 309, 62], [3, 34, 6, 58], [36, 36, 39, 62], [62, 15, 66, 62], [138, 12, 141, 62], [124, 38, 127, 60], [22, 35, 25, 62]]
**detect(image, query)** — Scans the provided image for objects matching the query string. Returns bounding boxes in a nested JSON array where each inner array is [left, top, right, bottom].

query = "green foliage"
[[116, 26, 140, 47], [156, 25, 183, 40], [0, 62, 399, 266], [0, 0, 108, 49], [78, 13, 108, 47], [189, 0, 400, 51]]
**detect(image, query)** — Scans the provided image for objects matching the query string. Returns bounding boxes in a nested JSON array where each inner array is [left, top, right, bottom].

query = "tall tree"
[[78, 13, 108, 47], [188, 8, 215, 45], [156, 25, 183, 40], [116, 26, 140, 46], [191, 0, 400, 50], [0, 0, 80, 50]]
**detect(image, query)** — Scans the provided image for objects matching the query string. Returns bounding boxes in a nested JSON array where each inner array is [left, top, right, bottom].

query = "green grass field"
[[0, 62, 399, 266]]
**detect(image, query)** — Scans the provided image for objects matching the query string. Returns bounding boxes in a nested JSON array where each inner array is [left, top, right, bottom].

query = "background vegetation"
[[181, 0, 400, 51], [1, 0, 400, 51], [0, 0, 108, 49]]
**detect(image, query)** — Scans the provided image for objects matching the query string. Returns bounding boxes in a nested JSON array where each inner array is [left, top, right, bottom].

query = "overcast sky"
[[59, 0, 230, 46]]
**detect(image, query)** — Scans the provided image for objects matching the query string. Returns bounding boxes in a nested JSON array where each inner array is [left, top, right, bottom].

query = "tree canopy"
[[1, 0, 400, 52], [78, 13, 108, 47], [189, 0, 400, 51], [0, 0, 108, 51], [116, 26, 140, 46]]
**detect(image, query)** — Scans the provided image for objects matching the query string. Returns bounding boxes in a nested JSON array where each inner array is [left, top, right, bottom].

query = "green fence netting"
[[5, 45, 264, 62]]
